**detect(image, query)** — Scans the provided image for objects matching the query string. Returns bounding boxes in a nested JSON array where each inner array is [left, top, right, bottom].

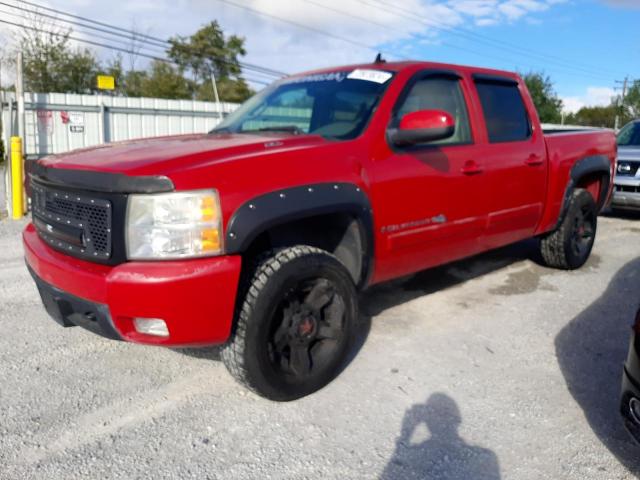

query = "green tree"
[[622, 82, 640, 121], [168, 22, 252, 102], [18, 22, 100, 94], [565, 105, 618, 128], [139, 61, 194, 99], [12, 19, 254, 102], [522, 72, 564, 123]]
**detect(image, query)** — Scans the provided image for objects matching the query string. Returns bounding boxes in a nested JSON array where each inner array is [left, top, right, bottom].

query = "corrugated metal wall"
[[1, 92, 239, 160]]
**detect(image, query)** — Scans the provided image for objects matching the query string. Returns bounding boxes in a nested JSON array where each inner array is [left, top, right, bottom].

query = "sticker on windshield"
[[281, 72, 349, 85], [347, 69, 393, 84]]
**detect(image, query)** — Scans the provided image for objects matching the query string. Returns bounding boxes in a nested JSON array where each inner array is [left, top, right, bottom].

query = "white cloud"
[[203, 0, 568, 78], [561, 86, 616, 113], [0, 0, 568, 87], [602, 0, 640, 8]]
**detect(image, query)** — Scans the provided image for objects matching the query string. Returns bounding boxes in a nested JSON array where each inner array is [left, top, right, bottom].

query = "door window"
[[475, 81, 531, 143], [395, 76, 472, 145]]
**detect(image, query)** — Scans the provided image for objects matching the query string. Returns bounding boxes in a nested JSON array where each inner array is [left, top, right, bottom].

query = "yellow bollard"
[[11, 136, 24, 220]]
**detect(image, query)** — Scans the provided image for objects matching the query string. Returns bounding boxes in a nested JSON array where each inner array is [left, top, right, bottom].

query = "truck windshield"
[[617, 122, 640, 146], [211, 69, 394, 140]]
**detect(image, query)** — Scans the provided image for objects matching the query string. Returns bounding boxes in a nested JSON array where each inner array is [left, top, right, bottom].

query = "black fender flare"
[[556, 155, 612, 228], [225, 182, 374, 286]]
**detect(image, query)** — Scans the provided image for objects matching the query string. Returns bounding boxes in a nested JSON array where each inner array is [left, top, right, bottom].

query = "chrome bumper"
[[612, 177, 640, 209]]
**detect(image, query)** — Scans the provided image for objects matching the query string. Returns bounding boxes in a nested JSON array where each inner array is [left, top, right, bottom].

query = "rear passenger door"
[[473, 75, 547, 249]]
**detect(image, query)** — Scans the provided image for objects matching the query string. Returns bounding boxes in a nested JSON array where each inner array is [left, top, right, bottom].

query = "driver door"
[[371, 72, 490, 282]]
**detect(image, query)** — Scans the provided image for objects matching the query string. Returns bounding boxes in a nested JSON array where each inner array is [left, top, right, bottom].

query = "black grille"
[[617, 161, 640, 177], [31, 181, 113, 261], [616, 184, 640, 194]]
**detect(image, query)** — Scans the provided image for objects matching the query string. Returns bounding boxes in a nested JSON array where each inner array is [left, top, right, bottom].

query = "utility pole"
[[615, 76, 629, 132], [16, 51, 25, 140], [210, 69, 222, 124]]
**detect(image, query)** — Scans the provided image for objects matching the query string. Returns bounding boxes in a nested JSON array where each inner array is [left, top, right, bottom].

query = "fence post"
[[10, 136, 24, 219], [16, 52, 25, 142]]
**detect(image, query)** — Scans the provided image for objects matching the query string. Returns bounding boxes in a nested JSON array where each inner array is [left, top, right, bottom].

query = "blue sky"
[[1, 0, 638, 112]]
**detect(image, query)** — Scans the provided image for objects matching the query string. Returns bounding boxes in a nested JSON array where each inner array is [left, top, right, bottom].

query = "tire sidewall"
[[562, 190, 597, 269], [242, 251, 357, 401]]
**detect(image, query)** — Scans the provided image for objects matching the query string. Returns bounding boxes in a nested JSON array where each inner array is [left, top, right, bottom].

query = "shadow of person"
[[555, 257, 640, 473], [382, 393, 501, 480]]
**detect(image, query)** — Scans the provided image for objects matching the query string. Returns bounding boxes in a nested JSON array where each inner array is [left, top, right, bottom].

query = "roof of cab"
[[287, 60, 520, 81]]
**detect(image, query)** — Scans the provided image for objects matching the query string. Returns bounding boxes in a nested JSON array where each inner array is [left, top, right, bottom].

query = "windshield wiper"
[[252, 125, 305, 135]]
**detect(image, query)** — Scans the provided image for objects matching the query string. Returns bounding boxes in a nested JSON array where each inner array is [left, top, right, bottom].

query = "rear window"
[[475, 80, 531, 143]]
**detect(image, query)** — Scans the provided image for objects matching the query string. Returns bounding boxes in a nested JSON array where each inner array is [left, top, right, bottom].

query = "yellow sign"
[[96, 75, 115, 90]]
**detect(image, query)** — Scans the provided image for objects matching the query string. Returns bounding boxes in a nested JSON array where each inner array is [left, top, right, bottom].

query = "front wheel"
[[540, 188, 597, 270], [221, 246, 358, 401]]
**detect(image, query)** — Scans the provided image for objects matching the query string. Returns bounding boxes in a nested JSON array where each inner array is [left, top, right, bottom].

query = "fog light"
[[133, 318, 169, 337]]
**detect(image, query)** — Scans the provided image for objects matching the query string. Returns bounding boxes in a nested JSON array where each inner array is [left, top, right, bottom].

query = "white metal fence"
[[1, 91, 239, 160], [0, 91, 240, 215]]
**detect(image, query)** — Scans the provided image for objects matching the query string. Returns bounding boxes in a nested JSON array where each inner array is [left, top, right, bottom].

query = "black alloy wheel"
[[222, 246, 357, 401], [540, 188, 598, 270], [570, 203, 595, 259], [268, 278, 346, 379]]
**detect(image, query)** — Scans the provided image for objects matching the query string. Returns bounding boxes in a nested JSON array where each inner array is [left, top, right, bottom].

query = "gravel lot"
[[1, 214, 640, 479]]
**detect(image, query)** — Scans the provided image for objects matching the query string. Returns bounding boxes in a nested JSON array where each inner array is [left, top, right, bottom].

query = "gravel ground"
[[1, 213, 640, 479]]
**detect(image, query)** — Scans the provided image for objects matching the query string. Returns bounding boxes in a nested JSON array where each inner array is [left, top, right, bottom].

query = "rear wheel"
[[540, 188, 597, 270], [221, 246, 357, 401]]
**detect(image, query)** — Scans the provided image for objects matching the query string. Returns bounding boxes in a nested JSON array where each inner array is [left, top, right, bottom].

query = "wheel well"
[[242, 212, 369, 286], [575, 171, 609, 209]]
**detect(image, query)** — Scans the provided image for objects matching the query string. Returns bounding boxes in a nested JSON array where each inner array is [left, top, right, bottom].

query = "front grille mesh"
[[31, 182, 113, 260], [616, 185, 640, 194], [44, 197, 110, 252]]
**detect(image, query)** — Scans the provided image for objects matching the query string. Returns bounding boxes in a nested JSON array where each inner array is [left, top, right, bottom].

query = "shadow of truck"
[[556, 257, 640, 474]]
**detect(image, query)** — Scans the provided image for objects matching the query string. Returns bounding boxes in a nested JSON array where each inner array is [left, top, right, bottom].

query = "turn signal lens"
[[201, 196, 219, 222], [201, 228, 221, 252]]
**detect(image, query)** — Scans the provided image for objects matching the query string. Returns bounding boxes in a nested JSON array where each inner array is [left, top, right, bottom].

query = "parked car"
[[621, 307, 640, 443], [23, 60, 617, 400], [612, 120, 640, 212]]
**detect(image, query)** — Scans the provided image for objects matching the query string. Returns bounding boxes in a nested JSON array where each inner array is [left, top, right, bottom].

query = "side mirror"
[[390, 110, 455, 147]]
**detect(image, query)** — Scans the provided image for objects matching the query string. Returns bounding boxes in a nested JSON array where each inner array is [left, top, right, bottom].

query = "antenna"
[[374, 53, 386, 64]]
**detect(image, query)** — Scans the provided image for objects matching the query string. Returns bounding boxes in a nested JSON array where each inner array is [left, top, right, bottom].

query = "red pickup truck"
[[24, 60, 616, 400]]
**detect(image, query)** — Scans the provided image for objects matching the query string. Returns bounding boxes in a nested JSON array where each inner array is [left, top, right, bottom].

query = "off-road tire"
[[540, 188, 597, 270], [221, 245, 357, 401]]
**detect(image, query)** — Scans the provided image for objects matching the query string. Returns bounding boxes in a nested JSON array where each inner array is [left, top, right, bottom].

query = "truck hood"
[[618, 146, 640, 161], [38, 133, 330, 176]]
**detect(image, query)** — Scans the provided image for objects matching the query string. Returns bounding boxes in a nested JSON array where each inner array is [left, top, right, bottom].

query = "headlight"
[[126, 189, 223, 260]]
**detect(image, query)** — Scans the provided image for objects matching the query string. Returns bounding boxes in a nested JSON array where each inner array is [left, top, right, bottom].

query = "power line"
[[215, 0, 615, 82], [0, 6, 168, 56], [8, 0, 288, 78], [0, 18, 272, 86], [14, 0, 171, 48], [299, 0, 615, 82], [213, 0, 409, 61], [361, 0, 622, 79]]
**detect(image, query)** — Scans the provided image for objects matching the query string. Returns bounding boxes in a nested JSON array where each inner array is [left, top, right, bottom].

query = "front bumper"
[[611, 178, 640, 210], [621, 330, 640, 444], [24, 223, 242, 347]]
